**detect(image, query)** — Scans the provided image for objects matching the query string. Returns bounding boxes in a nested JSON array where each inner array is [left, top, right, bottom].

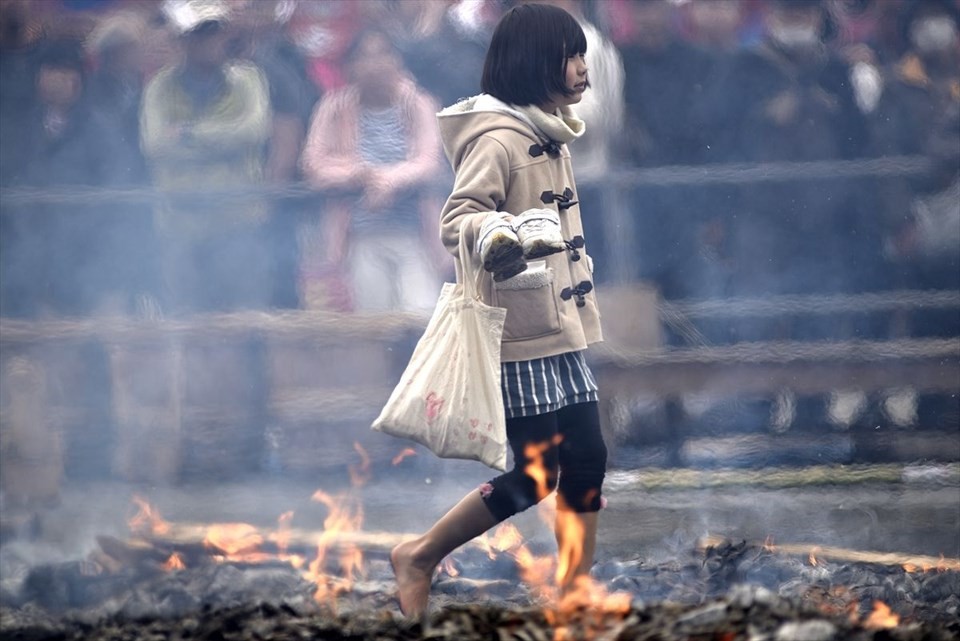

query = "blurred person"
[[140, 4, 181, 78], [299, 28, 445, 313], [681, 0, 750, 341], [619, 0, 693, 168], [681, 0, 745, 51], [828, 0, 887, 51], [530, 0, 624, 287], [722, 0, 877, 431], [0, 0, 42, 188], [83, 10, 163, 315], [284, 0, 364, 93], [617, 0, 739, 316], [391, 3, 606, 617], [724, 0, 871, 316], [873, 0, 959, 339], [825, 0, 913, 115], [86, 10, 149, 185], [140, 0, 272, 314], [229, 0, 319, 183], [138, 0, 273, 481], [829, 0, 916, 64], [86, 9, 166, 313], [230, 0, 321, 309], [1, 37, 141, 467], [388, 0, 489, 109], [0, 39, 126, 317]]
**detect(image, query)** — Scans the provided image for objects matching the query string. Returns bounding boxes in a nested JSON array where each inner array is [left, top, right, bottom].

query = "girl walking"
[[391, 3, 607, 617]]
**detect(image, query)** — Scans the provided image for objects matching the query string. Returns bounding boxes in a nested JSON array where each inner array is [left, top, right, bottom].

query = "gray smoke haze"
[[0, 0, 957, 617]]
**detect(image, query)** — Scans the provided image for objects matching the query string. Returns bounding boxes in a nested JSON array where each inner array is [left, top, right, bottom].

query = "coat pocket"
[[492, 261, 562, 341]]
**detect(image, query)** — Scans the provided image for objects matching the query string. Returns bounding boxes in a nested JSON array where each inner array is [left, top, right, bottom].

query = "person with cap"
[[140, 0, 272, 315], [81, 9, 163, 317]]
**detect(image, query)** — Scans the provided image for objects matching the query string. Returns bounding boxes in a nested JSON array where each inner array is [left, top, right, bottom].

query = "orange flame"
[[476, 523, 525, 560], [478, 436, 634, 624], [203, 523, 264, 556], [348, 442, 371, 487], [808, 546, 821, 567], [391, 448, 417, 465], [306, 486, 366, 607], [555, 503, 586, 587], [439, 557, 460, 578], [128, 495, 170, 536], [514, 542, 555, 588], [272, 511, 295, 556], [763, 535, 776, 552], [162, 552, 185, 571], [903, 553, 953, 574], [523, 435, 562, 502], [863, 601, 899, 629]]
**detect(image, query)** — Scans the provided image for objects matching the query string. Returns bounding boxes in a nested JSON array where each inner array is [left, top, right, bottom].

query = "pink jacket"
[[301, 79, 442, 192], [299, 80, 443, 272]]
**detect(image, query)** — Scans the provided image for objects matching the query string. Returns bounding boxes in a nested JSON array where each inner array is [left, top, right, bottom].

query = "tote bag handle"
[[458, 218, 488, 301]]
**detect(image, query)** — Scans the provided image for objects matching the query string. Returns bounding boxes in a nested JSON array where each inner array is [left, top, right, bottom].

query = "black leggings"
[[480, 401, 607, 521]]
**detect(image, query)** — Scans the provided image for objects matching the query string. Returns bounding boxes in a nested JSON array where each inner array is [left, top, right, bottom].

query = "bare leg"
[[391, 490, 500, 617]]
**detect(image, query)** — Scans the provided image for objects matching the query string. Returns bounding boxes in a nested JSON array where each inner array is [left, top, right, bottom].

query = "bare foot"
[[390, 540, 434, 618]]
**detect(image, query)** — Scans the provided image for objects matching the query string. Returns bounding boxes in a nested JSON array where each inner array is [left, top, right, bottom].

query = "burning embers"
[[118, 439, 634, 630], [120, 443, 376, 611], [2, 444, 959, 640]]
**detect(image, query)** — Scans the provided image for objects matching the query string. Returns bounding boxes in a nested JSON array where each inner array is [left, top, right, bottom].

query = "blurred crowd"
[[0, 0, 957, 343]]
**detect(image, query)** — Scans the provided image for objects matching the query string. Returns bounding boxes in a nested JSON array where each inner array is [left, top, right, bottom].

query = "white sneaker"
[[514, 208, 566, 259], [477, 213, 525, 281]]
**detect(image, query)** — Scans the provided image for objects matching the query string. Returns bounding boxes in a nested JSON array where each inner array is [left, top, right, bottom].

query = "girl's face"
[[544, 52, 587, 111], [350, 32, 402, 92]]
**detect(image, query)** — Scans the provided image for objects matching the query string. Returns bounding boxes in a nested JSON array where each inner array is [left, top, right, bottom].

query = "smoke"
[[0, 2, 957, 622]]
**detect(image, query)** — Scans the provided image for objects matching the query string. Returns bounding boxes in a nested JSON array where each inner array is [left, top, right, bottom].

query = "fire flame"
[[555, 502, 586, 587], [439, 557, 460, 578], [863, 600, 900, 629], [523, 436, 562, 502], [305, 444, 370, 607], [763, 535, 776, 552], [391, 448, 417, 465], [808, 546, 821, 567], [162, 552, 185, 571], [264, 511, 306, 569], [902, 553, 951, 574], [460, 436, 633, 631], [307, 488, 365, 606], [128, 495, 170, 536], [272, 511, 295, 556], [348, 442, 371, 487], [203, 523, 264, 557], [127, 444, 372, 610], [476, 522, 524, 559]]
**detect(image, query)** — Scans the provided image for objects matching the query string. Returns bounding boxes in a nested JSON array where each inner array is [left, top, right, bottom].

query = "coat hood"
[[436, 94, 585, 170]]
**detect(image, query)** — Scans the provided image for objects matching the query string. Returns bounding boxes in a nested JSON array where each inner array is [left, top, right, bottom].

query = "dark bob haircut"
[[481, 3, 587, 107]]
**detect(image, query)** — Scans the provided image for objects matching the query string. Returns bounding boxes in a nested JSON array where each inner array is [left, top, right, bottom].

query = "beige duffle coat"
[[437, 95, 602, 363]]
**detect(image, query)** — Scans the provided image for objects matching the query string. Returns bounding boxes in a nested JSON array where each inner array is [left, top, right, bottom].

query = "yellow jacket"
[[141, 62, 271, 240]]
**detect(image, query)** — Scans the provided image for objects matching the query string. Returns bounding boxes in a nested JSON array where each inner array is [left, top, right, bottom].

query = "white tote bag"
[[372, 230, 508, 471]]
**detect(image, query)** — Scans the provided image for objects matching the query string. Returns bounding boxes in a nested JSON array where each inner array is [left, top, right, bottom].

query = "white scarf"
[[473, 93, 585, 144]]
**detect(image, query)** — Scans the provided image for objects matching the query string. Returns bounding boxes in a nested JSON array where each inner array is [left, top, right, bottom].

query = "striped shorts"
[[501, 351, 599, 419]]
